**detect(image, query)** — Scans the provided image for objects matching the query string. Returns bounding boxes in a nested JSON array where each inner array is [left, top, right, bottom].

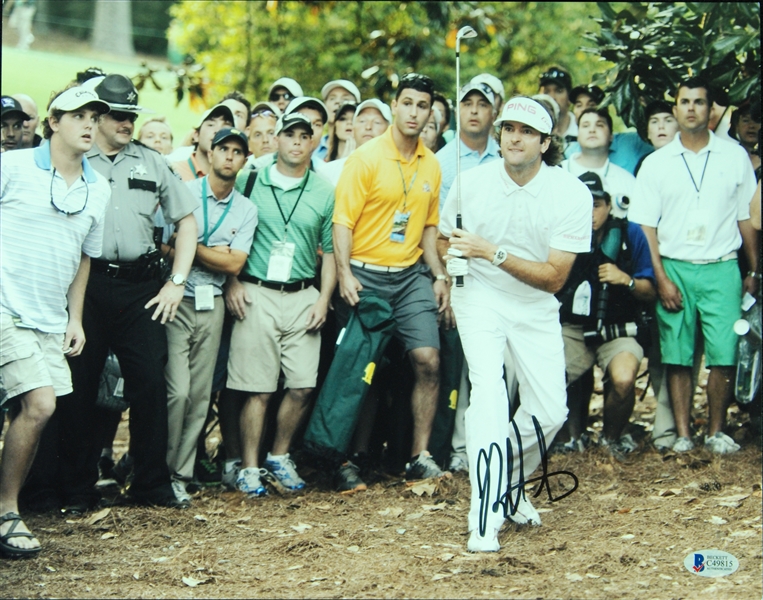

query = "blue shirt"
[[435, 136, 500, 210], [565, 132, 653, 176], [314, 134, 329, 161]]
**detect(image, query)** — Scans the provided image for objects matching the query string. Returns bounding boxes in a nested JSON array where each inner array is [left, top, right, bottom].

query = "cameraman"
[[557, 172, 655, 457]]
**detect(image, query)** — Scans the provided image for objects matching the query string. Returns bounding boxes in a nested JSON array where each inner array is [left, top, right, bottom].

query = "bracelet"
[[748, 271, 761, 279], [435, 274, 450, 283]]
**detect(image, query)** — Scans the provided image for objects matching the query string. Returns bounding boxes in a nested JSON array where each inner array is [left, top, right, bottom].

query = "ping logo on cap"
[[2, 98, 15, 108]]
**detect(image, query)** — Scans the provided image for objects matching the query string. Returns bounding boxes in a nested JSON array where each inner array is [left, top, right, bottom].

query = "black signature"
[[475, 415, 579, 537]]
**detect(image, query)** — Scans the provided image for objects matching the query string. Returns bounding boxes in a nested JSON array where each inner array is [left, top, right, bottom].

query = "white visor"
[[493, 98, 553, 134]]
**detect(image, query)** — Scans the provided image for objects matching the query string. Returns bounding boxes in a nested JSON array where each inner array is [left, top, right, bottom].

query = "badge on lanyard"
[[685, 210, 709, 246], [267, 241, 296, 282], [194, 284, 215, 311], [391, 210, 411, 243]]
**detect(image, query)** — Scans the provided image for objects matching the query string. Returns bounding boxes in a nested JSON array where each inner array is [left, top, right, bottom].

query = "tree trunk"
[[91, 0, 135, 58]]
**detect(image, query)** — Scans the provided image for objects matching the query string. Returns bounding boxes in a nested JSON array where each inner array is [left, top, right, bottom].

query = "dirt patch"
[[2, 367, 762, 598]]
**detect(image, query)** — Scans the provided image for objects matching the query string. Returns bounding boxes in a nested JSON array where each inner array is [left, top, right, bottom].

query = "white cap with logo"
[[50, 87, 110, 114], [493, 97, 553, 134], [321, 79, 362, 104]]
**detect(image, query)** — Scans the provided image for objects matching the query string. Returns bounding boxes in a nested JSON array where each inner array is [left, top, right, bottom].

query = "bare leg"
[[667, 365, 693, 439], [408, 347, 440, 457], [706, 366, 735, 437], [0, 387, 56, 551], [271, 388, 313, 456], [602, 352, 640, 440], [239, 392, 272, 468]]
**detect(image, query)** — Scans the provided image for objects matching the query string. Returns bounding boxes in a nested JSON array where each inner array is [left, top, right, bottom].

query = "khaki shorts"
[[0, 313, 71, 405], [227, 283, 321, 393], [562, 323, 644, 384]]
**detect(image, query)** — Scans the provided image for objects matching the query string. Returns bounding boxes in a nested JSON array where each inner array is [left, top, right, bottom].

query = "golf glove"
[[446, 257, 469, 277]]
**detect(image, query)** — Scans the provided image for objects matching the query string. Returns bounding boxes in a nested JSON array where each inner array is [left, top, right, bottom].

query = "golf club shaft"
[[455, 36, 464, 287]]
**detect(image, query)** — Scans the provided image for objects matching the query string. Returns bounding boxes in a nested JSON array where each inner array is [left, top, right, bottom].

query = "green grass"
[[1, 46, 201, 140]]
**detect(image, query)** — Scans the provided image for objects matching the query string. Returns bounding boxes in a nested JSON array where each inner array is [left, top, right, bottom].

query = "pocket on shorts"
[[0, 338, 35, 367]]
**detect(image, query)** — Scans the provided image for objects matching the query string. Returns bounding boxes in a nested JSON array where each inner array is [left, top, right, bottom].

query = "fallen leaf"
[[422, 504, 445, 511], [405, 512, 424, 521], [707, 516, 728, 525], [439, 553, 455, 562], [409, 481, 436, 497], [45, 566, 56, 572], [621, 534, 635, 539], [717, 494, 750, 508], [133, 573, 140, 580], [151, 556, 170, 563], [536, 507, 553, 513], [617, 508, 632, 514], [310, 577, 328, 582], [291, 523, 312, 534], [730, 530, 756, 538], [347, 545, 360, 552], [659, 574, 673, 580], [194, 514, 208, 522], [84, 508, 111, 526], [658, 489, 677, 497], [182, 576, 207, 587], [432, 573, 452, 581], [390, 507, 404, 518], [396, 528, 406, 535], [286, 564, 304, 570], [314, 503, 332, 511], [237, 516, 251, 522], [586, 573, 600, 579], [100, 532, 117, 540], [565, 573, 583, 582]]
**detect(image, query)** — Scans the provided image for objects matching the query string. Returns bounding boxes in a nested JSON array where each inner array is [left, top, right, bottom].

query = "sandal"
[[0, 512, 41, 558]]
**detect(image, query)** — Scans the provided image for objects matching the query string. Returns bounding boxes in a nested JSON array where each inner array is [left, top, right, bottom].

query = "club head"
[[456, 26, 478, 41]]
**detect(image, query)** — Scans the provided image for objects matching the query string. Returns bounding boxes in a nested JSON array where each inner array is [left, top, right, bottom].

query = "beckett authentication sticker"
[[683, 549, 739, 577]]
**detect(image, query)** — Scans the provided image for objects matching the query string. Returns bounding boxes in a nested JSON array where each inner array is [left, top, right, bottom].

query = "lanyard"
[[681, 152, 710, 195], [201, 177, 233, 246], [271, 171, 309, 238], [187, 157, 201, 179], [396, 157, 420, 212]]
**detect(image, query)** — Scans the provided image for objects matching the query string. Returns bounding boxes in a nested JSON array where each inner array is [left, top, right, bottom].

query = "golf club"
[[454, 25, 477, 287]]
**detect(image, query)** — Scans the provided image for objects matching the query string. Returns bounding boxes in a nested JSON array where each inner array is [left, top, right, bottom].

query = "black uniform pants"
[[57, 272, 172, 502]]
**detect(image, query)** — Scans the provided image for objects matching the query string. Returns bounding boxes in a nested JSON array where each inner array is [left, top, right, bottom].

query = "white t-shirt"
[[561, 154, 636, 218], [629, 132, 756, 261], [269, 164, 304, 190], [440, 161, 592, 302], [316, 156, 348, 187], [1, 146, 111, 332]]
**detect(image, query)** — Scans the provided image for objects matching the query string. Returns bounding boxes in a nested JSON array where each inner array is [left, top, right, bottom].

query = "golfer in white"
[[438, 97, 592, 552]]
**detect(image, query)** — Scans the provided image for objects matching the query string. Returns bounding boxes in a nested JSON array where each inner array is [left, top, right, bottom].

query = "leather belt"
[[90, 259, 141, 279], [238, 273, 313, 293], [349, 259, 406, 273]]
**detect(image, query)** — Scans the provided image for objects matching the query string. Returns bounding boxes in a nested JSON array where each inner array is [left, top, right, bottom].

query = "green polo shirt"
[[236, 164, 334, 283]]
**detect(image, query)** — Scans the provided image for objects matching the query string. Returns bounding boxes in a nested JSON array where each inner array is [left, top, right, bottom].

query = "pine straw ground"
[[1, 367, 761, 600]]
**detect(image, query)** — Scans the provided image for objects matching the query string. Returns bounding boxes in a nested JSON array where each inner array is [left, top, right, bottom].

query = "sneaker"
[[467, 528, 500, 553], [262, 453, 306, 493], [222, 460, 241, 491], [111, 453, 134, 487], [449, 454, 469, 472], [95, 455, 118, 489], [195, 456, 222, 487], [549, 437, 585, 455], [507, 492, 541, 526], [334, 461, 367, 493], [404, 451, 451, 481], [704, 432, 740, 454], [129, 486, 190, 509], [601, 434, 638, 460], [171, 479, 192, 505], [672, 436, 695, 453], [236, 467, 268, 498]]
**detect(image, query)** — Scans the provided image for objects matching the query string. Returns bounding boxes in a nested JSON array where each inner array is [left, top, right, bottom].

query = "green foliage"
[[584, 2, 760, 132], [169, 1, 605, 107]]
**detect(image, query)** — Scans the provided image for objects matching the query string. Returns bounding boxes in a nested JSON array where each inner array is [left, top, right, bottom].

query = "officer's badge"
[[135, 164, 148, 177]]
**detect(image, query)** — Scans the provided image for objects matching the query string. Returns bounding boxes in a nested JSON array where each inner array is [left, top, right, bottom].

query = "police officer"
[[56, 74, 198, 510]]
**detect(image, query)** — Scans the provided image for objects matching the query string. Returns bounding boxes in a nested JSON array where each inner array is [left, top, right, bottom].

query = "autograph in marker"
[[475, 415, 579, 537]]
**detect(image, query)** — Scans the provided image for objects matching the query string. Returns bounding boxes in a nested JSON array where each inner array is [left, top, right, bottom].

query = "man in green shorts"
[[629, 77, 759, 454]]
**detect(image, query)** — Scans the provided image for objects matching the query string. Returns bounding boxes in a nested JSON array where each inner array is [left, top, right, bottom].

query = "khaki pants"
[[165, 297, 225, 481]]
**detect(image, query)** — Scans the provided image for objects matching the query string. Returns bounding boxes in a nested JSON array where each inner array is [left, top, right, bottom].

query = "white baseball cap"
[[268, 77, 304, 98], [251, 101, 281, 117], [321, 79, 361, 104], [471, 73, 505, 99], [50, 87, 110, 114], [493, 97, 553, 134], [459, 82, 497, 108], [274, 112, 314, 136], [284, 96, 329, 124], [353, 99, 392, 124]]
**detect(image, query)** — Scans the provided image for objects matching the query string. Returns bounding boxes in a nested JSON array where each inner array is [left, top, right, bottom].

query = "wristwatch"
[[492, 247, 508, 266], [435, 274, 450, 283], [628, 278, 636, 291], [170, 273, 186, 286]]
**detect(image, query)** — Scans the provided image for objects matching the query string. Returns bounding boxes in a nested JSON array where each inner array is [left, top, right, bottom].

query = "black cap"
[[275, 112, 314, 136], [644, 100, 673, 120], [1, 96, 31, 121], [570, 85, 604, 106], [211, 127, 249, 152], [579, 172, 610, 201], [94, 74, 151, 113], [540, 67, 572, 93]]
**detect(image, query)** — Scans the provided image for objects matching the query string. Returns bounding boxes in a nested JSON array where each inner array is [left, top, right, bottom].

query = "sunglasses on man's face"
[[269, 91, 294, 102], [252, 109, 276, 119], [110, 111, 138, 123]]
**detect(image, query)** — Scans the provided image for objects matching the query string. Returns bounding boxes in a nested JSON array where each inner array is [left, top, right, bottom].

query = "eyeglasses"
[[269, 91, 294, 102], [356, 116, 386, 128], [110, 111, 138, 123], [50, 169, 89, 216], [252, 109, 276, 119]]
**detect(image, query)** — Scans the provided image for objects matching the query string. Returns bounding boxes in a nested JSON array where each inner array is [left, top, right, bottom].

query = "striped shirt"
[[0, 143, 111, 333]]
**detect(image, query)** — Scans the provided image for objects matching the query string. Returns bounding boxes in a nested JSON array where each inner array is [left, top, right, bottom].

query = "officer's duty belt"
[[238, 273, 313, 293], [90, 258, 141, 280]]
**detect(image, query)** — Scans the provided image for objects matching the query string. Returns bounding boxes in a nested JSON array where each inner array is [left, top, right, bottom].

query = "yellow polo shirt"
[[334, 127, 441, 268]]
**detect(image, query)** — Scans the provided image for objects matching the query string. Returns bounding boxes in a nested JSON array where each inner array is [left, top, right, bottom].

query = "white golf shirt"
[[561, 154, 636, 218], [629, 132, 756, 261]]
